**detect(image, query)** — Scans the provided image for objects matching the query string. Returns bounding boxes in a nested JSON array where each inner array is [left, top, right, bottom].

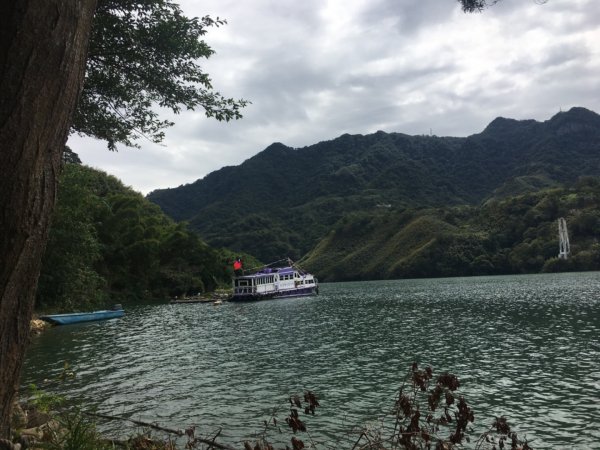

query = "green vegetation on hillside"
[[301, 178, 600, 281], [148, 107, 600, 266], [36, 164, 257, 313]]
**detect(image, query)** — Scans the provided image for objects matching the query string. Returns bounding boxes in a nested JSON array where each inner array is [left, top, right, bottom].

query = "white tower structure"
[[558, 217, 570, 260]]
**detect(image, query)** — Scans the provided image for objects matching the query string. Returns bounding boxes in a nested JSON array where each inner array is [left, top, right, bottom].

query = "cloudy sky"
[[69, 0, 600, 194]]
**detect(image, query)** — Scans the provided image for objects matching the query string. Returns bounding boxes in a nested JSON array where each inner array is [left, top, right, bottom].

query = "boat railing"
[[234, 286, 257, 294], [238, 257, 313, 277]]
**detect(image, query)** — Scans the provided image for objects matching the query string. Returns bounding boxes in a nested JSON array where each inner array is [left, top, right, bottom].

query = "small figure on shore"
[[233, 257, 243, 275]]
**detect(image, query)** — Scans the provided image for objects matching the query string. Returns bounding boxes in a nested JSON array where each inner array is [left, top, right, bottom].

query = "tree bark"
[[0, 0, 97, 439]]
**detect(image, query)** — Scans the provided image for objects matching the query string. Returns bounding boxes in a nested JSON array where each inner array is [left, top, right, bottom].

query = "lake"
[[22, 272, 600, 448]]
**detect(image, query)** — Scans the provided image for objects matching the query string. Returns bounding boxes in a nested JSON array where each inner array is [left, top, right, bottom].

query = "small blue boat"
[[40, 305, 124, 325]]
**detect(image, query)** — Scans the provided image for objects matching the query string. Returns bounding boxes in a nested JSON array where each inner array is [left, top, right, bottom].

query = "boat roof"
[[237, 266, 308, 279]]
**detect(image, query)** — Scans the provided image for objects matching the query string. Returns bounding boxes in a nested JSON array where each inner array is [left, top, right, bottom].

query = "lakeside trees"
[[0, 0, 246, 439], [36, 163, 239, 312]]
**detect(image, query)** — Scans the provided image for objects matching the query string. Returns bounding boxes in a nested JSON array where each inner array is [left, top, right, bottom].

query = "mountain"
[[301, 179, 600, 281], [147, 107, 600, 266]]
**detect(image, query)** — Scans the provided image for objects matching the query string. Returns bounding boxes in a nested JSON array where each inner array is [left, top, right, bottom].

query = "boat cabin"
[[232, 264, 318, 300]]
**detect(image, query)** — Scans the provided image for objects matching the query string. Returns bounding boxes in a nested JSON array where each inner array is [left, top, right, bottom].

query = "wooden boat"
[[40, 306, 124, 325], [231, 258, 318, 302]]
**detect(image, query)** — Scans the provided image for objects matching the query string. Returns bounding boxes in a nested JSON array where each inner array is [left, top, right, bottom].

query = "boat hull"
[[40, 310, 124, 325], [229, 286, 318, 302]]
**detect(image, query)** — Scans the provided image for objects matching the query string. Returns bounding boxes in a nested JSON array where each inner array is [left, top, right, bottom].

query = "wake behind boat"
[[231, 258, 318, 301], [40, 305, 124, 325]]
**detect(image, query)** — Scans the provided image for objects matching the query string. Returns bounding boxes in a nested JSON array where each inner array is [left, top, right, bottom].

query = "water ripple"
[[22, 272, 600, 448]]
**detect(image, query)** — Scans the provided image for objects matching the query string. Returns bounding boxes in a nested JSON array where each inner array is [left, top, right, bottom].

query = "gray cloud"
[[71, 0, 600, 194]]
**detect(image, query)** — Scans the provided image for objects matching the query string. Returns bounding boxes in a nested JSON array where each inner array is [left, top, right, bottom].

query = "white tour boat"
[[231, 259, 318, 301]]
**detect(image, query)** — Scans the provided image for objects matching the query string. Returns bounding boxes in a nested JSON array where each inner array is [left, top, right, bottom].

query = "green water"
[[22, 272, 600, 448]]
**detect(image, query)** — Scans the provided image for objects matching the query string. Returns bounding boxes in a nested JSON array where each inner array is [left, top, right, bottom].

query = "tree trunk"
[[0, 0, 97, 439]]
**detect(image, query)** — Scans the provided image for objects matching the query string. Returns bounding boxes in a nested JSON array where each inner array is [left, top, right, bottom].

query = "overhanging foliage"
[[72, 0, 249, 150]]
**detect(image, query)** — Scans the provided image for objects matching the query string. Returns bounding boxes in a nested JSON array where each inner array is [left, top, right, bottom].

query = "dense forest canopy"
[[42, 161, 600, 305], [36, 162, 260, 313], [302, 178, 600, 281], [148, 107, 600, 266]]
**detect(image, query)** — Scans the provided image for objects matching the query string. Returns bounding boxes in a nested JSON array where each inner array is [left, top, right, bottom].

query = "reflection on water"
[[22, 272, 600, 447]]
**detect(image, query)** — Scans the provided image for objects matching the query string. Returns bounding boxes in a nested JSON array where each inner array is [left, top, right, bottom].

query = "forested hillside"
[[39, 107, 600, 300], [301, 178, 600, 281], [148, 107, 600, 264], [36, 163, 256, 313]]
